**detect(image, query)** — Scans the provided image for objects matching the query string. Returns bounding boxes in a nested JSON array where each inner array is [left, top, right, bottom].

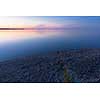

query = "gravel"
[[0, 48, 100, 83]]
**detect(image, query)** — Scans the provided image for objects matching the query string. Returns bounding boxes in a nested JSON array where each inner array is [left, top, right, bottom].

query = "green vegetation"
[[64, 67, 72, 83], [56, 60, 72, 83]]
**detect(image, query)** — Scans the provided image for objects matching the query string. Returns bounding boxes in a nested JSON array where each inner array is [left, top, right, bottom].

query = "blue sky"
[[0, 16, 100, 28], [23, 16, 100, 28]]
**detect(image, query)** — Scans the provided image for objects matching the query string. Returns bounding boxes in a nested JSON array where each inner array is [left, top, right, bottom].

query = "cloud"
[[32, 23, 80, 29]]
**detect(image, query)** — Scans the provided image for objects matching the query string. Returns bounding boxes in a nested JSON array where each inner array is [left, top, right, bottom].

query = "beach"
[[0, 48, 99, 82]]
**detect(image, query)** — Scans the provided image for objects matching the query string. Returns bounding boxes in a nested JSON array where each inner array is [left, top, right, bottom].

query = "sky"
[[0, 16, 100, 59], [0, 16, 100, 43], [0, 16, 100, 29]]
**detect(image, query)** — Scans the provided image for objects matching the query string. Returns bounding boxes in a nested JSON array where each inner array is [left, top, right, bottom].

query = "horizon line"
[[0, 27, 78, 30]]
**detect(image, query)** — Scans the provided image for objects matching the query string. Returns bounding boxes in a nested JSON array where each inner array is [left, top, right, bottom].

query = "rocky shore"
[[0, 48, 100, 83]]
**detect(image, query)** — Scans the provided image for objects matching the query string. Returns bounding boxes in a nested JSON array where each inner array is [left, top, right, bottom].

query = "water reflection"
[[0, 30, 71, 44], [0, 28, 100, 61]]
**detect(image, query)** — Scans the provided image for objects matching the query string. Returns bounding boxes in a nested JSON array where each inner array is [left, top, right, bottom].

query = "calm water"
[[0, 27, 100, 61]]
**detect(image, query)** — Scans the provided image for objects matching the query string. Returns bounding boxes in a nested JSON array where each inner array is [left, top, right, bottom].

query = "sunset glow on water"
[[0, 16, 100, 61], [0, 30, 61, 44]]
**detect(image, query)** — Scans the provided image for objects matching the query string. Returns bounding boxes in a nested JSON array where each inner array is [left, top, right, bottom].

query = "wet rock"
[[0, 48, 100, 82]]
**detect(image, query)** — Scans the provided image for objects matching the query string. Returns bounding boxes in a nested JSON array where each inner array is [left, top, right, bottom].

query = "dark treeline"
[[0, 28, 25, 30]]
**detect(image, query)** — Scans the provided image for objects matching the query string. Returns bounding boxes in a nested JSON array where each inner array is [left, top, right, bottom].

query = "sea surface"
[[0, 27, 100, 61]]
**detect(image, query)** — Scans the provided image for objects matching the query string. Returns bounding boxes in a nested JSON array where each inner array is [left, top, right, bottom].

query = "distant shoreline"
[[0, 27, 79, 30]]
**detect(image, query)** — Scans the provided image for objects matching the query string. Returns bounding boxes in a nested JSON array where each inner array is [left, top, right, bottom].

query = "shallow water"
[[0, 27, 100, 61]]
